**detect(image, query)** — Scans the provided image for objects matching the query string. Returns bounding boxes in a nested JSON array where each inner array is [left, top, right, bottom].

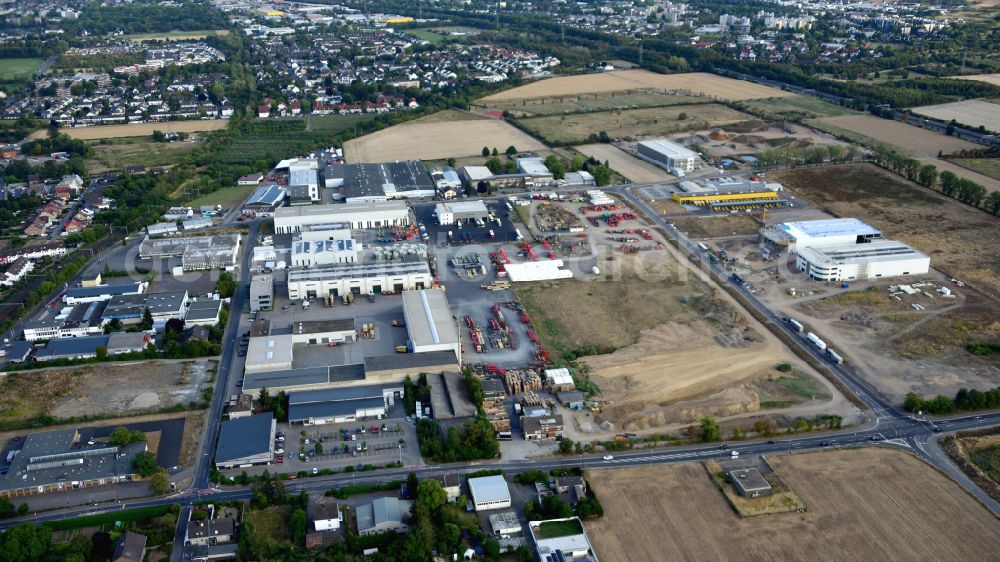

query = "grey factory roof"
[[65, 282, 144, 300], [338, 161, 435, 199], [214, 413, 273, 465], [469, 475, 511, 504], [145, 291, 188, 314], [730, 468, 772, 493], [288, 397, 386, 423], [102, 294, 147, 319], [34, 335, 110, 359], [25, 300, 107, 330], [364, 350, 458, 373], [0, 427, 145, 493], [186, 299, 223, 322], [310, 497, 341, 522], [356, 497, 410, 533], [289, 384, 391, 405], [289, 167, 318, 188], [242, 364, 366, 392], [402, 289, 459, 349], [286, 260, 430, 283], [427, 372, 476, 420], [292, 318, 355, 334]]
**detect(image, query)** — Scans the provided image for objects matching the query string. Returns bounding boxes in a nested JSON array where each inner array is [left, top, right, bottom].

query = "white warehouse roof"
[[462, 166, 493, 181], [402, 289, 459, 349], [797, 240, 928, 268], [637, 139, 698, 160], [781, 218, 881, 241], [545, 368, 574, 386], [505, 260, 574, 282], [469, 475, 511, 504]]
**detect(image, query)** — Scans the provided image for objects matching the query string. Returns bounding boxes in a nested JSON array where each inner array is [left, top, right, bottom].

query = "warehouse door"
[[393, 283, 404, 293], [350, 286, 361, 295], [372, 284, 382, 294], [415, 282, 425, 290], [328, 288, 339, 298], [306, 289, 317, 299]]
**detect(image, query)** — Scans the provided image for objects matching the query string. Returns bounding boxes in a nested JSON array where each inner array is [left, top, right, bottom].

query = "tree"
[[484, 539, 502, 562], [407, 471, 419, 499], [0, 523, 50, 562], [416, 479, 447, 514], [165, 318, 185, 334], [109, 426, 145, 446], [216, 271, 236, 298], [491, 147, 499, 156], [540, 495, 573, 518], [151, 130, 166, 142], [485, 156, 503, 174], [677, 112, 688, 120], [148, 468, 171, 494], [0, 498, 14, 519], [903, 392, 924, 412], [258, 387, 271, 411], [96, 345, 108, 360], [917, 164, 938, 189], [289, 508, 308, 545], [482, 146, 490, 157], [699, 416, 721, 442], [985, 191, 1000, 216], [570, 153, 585, 172], [591, 164, 612, 187], [940, 170, 959, 197], [140, 307, 154, 330], [131, 451, 159, 477], [505, 145, 517, 157], [544, 155, 565, 180], [558, 438, 575, 455]]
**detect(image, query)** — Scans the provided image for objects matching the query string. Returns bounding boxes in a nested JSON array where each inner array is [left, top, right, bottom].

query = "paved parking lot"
[[412, 200, 521, 247]]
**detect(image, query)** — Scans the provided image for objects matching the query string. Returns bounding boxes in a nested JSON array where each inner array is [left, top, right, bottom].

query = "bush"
[[775, 363, 792, 372]]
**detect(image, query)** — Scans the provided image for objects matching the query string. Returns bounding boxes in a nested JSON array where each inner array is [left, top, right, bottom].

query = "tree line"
[[904, 386, 1000, 415], [871, 146, 1000, 216]]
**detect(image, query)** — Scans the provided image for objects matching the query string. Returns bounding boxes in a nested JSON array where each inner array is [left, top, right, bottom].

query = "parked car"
[[603, 455, 614, 461]]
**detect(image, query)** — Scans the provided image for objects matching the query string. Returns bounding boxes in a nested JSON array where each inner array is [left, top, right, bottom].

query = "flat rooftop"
[[292, 318, 356, 334], [287, 260, 431, 283], [215, 413, 273, 464], [638, 138, 698, 159], [66, 282, 144, 300], [187, 299, 223, 321], [288, 396, 386, 422], [242, 364, 366, 392], [340, 161, 435, 198], [780, 218, 882, 240], [469, 475, 511, 504], [274, 200, 408, 221], [364, 350, 458, 373], [402, 289, 459, 349], [797, 240, 929, 267], [246, 334, 294, 367], [729, 468, 771, 492]]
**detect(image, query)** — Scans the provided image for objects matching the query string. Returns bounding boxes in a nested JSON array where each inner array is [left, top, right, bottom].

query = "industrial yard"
[[586, 448, 1000, 561]]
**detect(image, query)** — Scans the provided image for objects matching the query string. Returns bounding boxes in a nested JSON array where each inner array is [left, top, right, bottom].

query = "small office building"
[[249, 274, 274, 312], [434, 200, 490, 226]]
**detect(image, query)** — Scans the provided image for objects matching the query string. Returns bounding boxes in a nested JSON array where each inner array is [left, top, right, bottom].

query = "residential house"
[[310, 496, 342, 531], [185, 517, 236, 546], [112, 531, 147, 562]]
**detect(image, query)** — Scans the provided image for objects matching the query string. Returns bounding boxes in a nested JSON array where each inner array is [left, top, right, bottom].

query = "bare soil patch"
[[343, 111, 544, 163], [574, 143, 671, 182], [671, 214, 762, 239], [586, 448, 1000, 561], [480, 71, 793, 102], [33, 120, 229, 140], [952, 74, 1000, 87], [812, 114, 978, 157]]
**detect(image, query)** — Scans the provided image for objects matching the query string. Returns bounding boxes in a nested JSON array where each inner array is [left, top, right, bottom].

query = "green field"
[[970, 445, 1000, 483], [217, 114, 371, 166], [188, 185, 257, 209], [739, 96, 858, 120], [485, 93, 710, 117], [86, 137, 199, 174], [950, 158, 1000, 181], [0, 58, 44, 82], [122, 29, 228, 41], [248, 506, 291, 541], [407, 29, 447, 44], [514, 104, 753, 145], [537, 519, 583, 539]]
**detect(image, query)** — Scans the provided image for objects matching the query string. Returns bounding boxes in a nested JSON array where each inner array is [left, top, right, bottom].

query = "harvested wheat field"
[[812, 115, 978, 157], [574, 143, 671, 182], [912, 99, 1000, 133], [479, 71, 792, 102], [343, 112, 545, 163], [586, 448, 1000, 561], [33, 120, 230, 140], [952, 74, 1000, 87]]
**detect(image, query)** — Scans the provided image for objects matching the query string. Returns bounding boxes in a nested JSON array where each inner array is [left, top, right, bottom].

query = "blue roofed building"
[[215, 413, 276, 469], [244, 184, 287, 215]]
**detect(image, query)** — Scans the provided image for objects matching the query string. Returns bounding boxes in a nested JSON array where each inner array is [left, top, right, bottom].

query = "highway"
[[4, 181, 1000, 540]]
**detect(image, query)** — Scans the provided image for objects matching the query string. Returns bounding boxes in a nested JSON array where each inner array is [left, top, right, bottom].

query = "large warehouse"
[[273, 201, 411, 233], [505, 260, 574, 282], [795, 240, 930, 282], [286, 260, 433, 300], [288, 384, 401, 425], [326, 161, 437, 202], [636, 139, 698, 173], [763, 218, 883, 253], [435, 200, 490, 226], [468, 475, 512, 512], [244, 334, 294, 373], [215, 413, 276, 469], [401, 289, 461, 361], [242, 364, 367, 395]]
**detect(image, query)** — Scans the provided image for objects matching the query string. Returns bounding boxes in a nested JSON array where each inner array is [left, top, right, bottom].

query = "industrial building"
[[458, 166, 527, 190], [146, 222, 178, 236], [434, 200, 490, 226], [426, 372, 476, 421], [186, 299, 223, 327], [64, 282, 148, 305], [249, 274, 274, 312], [328, 161, 436, 202], [242, 364, 367, 395], [516, 157, 554, 183], [469, 475, 512, 511], [356, 497, 412, 536], [286, 260, 433, 301], [34, 332, 149, 361], [244, 184, 287, 214], [529, 517, 599, 562], [287, 384, 399, 425], [489, 512, 522, 537], [138, 234, 241, 271], [273, 201, 410, 233], [636, 139, 698, 174], [522, 414, 564, 440], [0, 427, 147, 499], [401, 289, 461, 361], [23, 300, 107, 341], [505, 260, 574, 282], [144, 290, 190, 325], [290, 319, 357, 344], [795, 240, 930, 282], [214, 413, 276, 469], [763, 218, 883, 253], [244, 334, 294, 373], [291, 239, 360, 267], [364, 351, 459, 383], [672, 188, 781, 206]]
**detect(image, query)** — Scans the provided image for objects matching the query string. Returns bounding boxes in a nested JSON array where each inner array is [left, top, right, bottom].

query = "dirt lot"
[[911, 99, 1000, 132], [586, 448, 1000, 561], [671, 214, 762, 239], [952, 74, 1000, 86], [515, 104, 754, 144], [811, 114, 978, 157], [479, 71, 794, 102], [31, 120, 229, 140], [573, 143, 671, 182], [342, 111, 545, 163], [514, 200, 851, 432], [0, 360, 215, 424]]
